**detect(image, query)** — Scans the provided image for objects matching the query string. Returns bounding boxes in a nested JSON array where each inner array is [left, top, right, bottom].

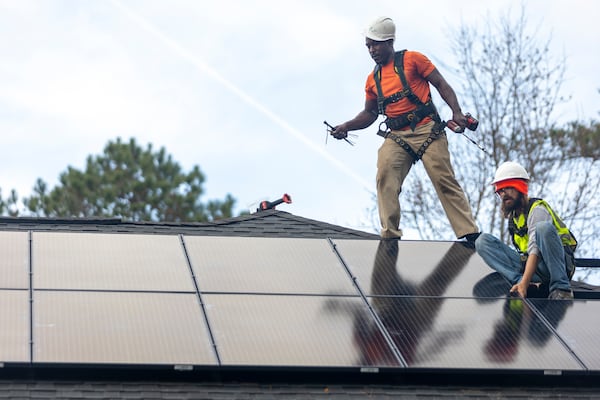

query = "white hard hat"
[[491, 161, 530, 185], [365, 16, 395, 41]]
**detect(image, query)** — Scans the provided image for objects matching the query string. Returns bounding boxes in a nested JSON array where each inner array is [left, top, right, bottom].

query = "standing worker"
[[475, 161, 577, 300], [331, 16, 479, 241]]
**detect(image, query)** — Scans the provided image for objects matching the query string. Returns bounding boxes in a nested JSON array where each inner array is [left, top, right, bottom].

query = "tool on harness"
[[324, 120, 356, 146]]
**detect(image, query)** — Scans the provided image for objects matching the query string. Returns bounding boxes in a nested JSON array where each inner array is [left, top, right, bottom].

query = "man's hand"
[[331, 124, 349, 140], [510, 281, 528, 298], [451, 111, 468, 131], [324, 120, 355, 145], [511, 254, 538, 299]]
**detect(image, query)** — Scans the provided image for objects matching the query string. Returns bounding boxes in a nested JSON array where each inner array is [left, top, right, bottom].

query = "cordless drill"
[[446, 113, 479, 133]]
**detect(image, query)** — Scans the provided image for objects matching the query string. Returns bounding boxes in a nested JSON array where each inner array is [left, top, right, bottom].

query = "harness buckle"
[[377, 121, 390, 138]]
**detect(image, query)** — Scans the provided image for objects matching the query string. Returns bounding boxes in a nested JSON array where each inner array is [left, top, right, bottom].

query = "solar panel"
[[184, 236, 357, 295], [529, 299, 600, 370], [331, 239, 505, 298], [0, 231, 29, 289], [327, 239, 582, 370], [33, 232, 195, 292], [34, 291, 216, 365], [203, 294, 399, 367], [0, 228, 596, 376], [365, 296, 582, 370], [0, 290, 30, 363]]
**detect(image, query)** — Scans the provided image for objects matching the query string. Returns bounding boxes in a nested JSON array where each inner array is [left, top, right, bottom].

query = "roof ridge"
[[0, 210, 379, 239], [0, 216, 123, 225]]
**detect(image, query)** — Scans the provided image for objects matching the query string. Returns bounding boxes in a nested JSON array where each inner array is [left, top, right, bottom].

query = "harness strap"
[[378, 122, 445, 164], [374, 49, 443, 167], [393, 51, 425, 107], [375, 51, 428, 115], [377, 129, 419, 164], [381, 89, 411, 110], [415, 123, 444, 159], [374, 64, 387, 115], [385, 100, 438, 131]]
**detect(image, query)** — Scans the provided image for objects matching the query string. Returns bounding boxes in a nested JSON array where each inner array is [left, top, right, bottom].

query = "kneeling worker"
[[475, 161, 577, 300]]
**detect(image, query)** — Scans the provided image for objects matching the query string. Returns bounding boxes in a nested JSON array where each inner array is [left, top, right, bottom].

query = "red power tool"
[[446, 113, 479, 133]]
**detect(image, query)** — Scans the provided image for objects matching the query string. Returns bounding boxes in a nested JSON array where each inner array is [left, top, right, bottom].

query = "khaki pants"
[[376, 121, 478, 239]]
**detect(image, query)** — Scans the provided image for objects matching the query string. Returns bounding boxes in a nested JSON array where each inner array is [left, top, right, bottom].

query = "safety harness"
[[508, 198, 578, 279], [374, 50, 444, 164]]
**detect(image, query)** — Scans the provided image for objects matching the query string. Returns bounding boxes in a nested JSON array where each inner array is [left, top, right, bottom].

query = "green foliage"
[[550, 120, 600, 161], [22, 137, 235, 222], [0, 189, 19, 217]]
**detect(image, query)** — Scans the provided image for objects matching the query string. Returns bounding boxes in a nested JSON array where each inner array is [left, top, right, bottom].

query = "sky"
[[1, 0, 599, 240]]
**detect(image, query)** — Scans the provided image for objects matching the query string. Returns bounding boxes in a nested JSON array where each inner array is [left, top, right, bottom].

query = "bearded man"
[[475, 161, 577, 300]]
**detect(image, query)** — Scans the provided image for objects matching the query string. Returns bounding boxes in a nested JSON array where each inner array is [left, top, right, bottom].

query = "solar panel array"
[[0, 230, 598, 375]]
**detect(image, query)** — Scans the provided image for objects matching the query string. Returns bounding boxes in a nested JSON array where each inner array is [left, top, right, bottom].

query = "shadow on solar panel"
[[324, 240, 475, 366]]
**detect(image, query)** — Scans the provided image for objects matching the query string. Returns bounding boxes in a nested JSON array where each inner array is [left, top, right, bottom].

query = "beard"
[[501, 192, 525, 218]]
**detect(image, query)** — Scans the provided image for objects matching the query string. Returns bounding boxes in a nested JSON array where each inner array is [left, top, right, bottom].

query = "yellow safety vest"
[[509, 198, 577, 278], [510, 198, 577, 253]]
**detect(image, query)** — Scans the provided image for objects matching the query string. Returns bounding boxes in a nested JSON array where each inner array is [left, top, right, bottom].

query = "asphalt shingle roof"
[[0, 209, 380, 239], [0, 210, 599, 399], [1, 379, 600, 399]]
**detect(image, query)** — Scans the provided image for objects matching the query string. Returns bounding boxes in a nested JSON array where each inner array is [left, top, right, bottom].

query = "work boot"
[[548, 289, 574, 300], [526, 282, 549, 298], [457, 232, 480, 249], [463, 232, 481, 242]]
